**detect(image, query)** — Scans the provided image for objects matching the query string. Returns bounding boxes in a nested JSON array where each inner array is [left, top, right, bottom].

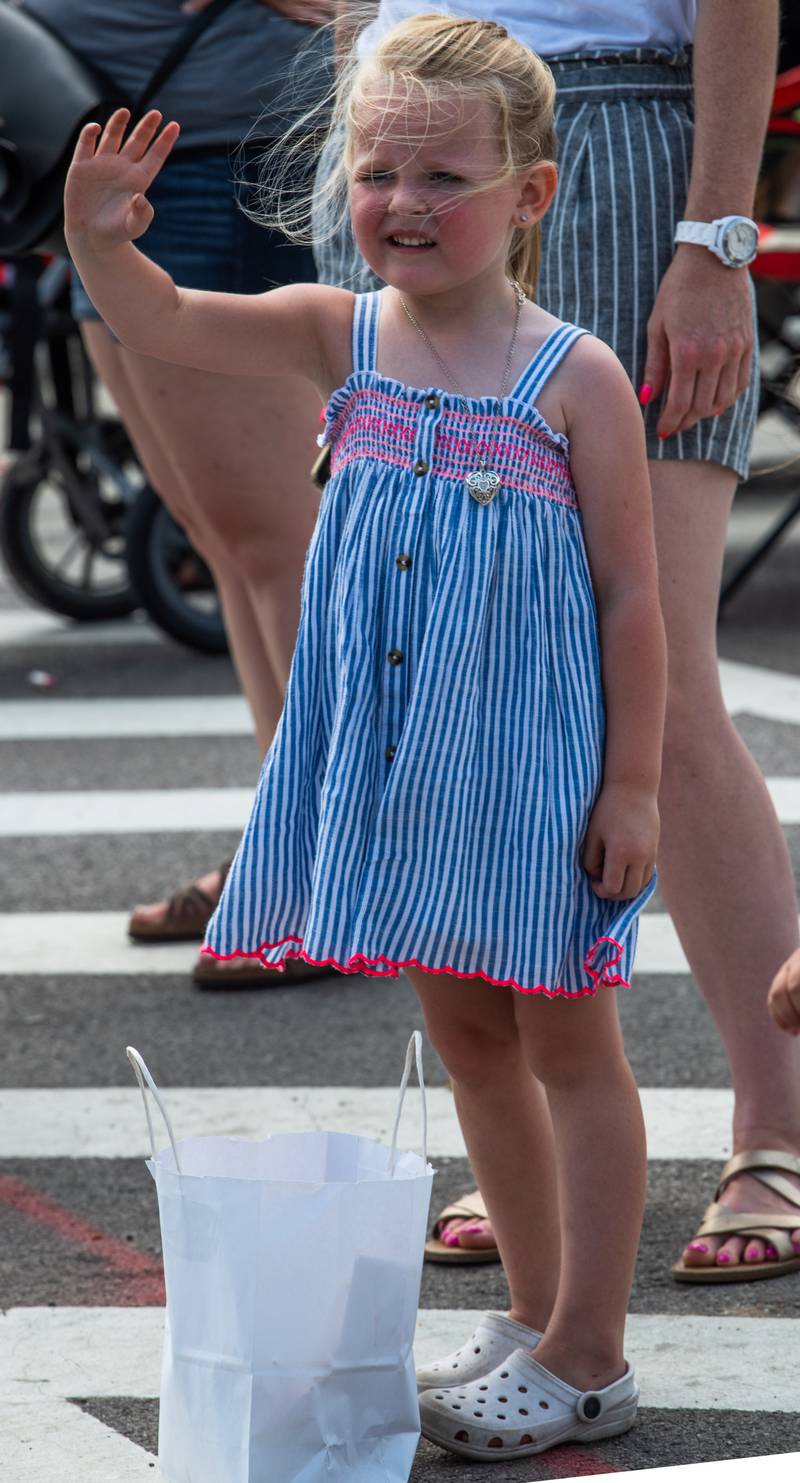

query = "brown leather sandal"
[[672, 1149, 800, 1283], [424, 1190, 501, 1264], [128, 858, 233, 943], [192, 952, 337, 989]]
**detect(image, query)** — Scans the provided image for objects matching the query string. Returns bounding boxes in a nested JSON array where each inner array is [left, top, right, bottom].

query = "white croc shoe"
[[418, 1345, 639, 1460], [414, 1311, 542, 1395]]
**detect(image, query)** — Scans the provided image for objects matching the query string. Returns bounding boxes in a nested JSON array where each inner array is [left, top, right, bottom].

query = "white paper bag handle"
[[388, 1030, 427, 1175], [126, 1046, 182, 1174]]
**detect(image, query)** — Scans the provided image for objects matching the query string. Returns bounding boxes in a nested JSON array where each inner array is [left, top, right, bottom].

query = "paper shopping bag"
[[126, 1032, 435, 1483]]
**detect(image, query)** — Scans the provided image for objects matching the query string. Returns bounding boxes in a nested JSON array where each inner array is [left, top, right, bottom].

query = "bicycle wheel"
[[0, 450, 138, 620], [125, 482, 228, 655]]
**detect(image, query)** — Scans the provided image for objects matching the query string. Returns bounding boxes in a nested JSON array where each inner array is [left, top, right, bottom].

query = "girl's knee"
[[418, 1005, 520, 1086]]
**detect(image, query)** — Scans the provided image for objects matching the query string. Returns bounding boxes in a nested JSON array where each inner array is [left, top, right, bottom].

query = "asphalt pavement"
[[1, 411, 799, 1481]]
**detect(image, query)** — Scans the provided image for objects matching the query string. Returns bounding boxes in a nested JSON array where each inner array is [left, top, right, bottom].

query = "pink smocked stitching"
[[201, 933, 630, 998]]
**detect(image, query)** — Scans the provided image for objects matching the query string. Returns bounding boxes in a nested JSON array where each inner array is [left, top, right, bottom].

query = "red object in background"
[[753, 67, 800, 281]]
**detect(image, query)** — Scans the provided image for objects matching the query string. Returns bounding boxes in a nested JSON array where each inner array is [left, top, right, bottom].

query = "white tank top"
[[357, 1, 696, 61]]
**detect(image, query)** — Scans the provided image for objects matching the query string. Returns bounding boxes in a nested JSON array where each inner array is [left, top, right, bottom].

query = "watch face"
[[724, 220, 758, 263]]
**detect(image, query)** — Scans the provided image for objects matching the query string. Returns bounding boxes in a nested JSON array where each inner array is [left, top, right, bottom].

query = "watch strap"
[[674, 220, 717, 247]]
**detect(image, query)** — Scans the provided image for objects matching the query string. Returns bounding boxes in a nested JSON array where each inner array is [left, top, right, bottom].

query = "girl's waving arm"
[[64, 109, 347, 389], [564, 337, 668, 900]]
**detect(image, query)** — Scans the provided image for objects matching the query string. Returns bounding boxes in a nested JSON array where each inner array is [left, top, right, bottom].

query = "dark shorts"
[[312, 49, 759, 480], [70, 149, 317, 318]]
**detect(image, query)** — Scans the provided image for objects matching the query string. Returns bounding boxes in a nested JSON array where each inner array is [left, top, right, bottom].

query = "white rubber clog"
[[414, 1311, 543, 1394], [418, 1345, 639, 1460]]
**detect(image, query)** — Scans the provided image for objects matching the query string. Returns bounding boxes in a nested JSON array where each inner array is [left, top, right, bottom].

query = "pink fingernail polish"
[[638, 383, 653, 406], [717, 1252, 731, 1264], [688, 1242, 708, 1254], [657, 432, 669, 440]]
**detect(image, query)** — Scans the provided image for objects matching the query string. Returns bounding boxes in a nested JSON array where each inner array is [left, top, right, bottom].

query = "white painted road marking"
[[1, 909, 759, 975], [2, 1307, 797, 1414], [0, 1084, 738, 1161], [0, 658, 798, 739], [3, 784, 799, 835], [0, 788, 251, 835], [0, 694, 252, 740], [0, 610, 160, 648]]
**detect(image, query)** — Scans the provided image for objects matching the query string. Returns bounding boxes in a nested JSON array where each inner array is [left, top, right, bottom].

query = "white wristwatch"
[[674, 215, 759, 267]]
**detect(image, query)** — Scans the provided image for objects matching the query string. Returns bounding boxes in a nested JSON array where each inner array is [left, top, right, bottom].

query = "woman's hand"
[[181, 0, 335, 24], [582, 783, 659, 901], [641, 247, 754, 438], [767, 948, 800, 1036], [64, 109, 180, 253]]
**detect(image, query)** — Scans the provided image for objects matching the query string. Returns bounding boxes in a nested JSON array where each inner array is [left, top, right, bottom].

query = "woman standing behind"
[[23, 0, 335, 983]]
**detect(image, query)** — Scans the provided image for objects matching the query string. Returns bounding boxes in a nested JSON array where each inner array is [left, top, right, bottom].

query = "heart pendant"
[[466, 468, 501, 505]]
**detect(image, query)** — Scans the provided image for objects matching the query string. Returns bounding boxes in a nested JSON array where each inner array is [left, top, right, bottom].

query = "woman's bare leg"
[[649, 458, 800, 1269], [81, 322, 320, 917]]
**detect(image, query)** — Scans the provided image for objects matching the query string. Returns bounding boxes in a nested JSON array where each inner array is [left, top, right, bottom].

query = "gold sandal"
[[672, 1149, 800, 1283], [424, 1190, 501, 1264]]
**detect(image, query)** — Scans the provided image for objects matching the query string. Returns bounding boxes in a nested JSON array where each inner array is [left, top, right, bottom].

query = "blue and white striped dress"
[[204, 290, 657, 996]]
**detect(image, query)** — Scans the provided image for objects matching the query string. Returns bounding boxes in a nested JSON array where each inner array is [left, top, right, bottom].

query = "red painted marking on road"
[[0, 1174, 165, 1304], [544, 1447, 622, 1475]]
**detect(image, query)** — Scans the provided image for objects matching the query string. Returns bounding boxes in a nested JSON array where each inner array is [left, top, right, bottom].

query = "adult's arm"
[[642, 0, 779, 438]]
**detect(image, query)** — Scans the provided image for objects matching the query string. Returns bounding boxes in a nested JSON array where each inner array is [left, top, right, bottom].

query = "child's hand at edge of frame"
[[581, 783, 659, 901], [64, 108, 181, 255], [767, 947, 800, 1036]]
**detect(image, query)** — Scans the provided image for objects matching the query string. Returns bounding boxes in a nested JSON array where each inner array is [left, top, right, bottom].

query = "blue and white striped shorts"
[[313, 48, 759, 480]]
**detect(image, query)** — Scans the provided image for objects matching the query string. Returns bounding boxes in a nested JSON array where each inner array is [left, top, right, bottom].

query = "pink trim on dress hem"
[[201, 932, 631, 998]]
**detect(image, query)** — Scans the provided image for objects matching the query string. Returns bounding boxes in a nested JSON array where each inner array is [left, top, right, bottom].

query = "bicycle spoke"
[[79, 543, 95, 591], [52, 530, 86, 579]]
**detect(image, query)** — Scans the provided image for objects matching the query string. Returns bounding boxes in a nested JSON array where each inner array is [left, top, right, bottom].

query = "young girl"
[[65, 14, 666, 1462]]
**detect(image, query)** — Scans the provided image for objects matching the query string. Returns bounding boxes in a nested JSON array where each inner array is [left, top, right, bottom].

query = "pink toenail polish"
[[688, 1242, 708, 1254], [460, 1225, 483, 1234], [745, 1245, 760, 1260], [717, 1252, 731, 1263], [765, 1245, 777, 1259]]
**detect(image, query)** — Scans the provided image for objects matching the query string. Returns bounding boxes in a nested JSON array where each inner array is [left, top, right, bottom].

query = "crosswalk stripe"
[[1, 1307, 796, 1414], [3, 784, 800, 835], [0, 788, 252, 835], [0, 1084, 739, 1161], [0, 659, 798, 740], [4, 1398, 156, 1482], [9, 910, 800, 976], [0, 610, 160, 648], [0, 694, 251, 740]]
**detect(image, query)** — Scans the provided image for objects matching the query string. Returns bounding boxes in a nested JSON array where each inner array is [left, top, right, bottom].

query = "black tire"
[[0, 453, 138, 621], [125, 482, 229, 655]]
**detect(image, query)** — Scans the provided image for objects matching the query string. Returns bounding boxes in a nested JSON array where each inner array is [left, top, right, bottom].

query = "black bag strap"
[[137, 0, 243, 113]]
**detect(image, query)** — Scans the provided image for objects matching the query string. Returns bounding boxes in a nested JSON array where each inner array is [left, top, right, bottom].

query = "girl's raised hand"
[[64, 109, 181, 252]]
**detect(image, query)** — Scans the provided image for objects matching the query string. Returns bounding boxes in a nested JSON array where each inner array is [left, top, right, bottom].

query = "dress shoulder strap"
[[511, 322, 590, 405], [351, 290, 381, 374]]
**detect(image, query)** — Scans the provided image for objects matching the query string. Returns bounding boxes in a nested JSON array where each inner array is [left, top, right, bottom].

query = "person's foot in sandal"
[[675, 1149, 800, 1281], [128, 860, 232, 942], [426, 1190, 500, 1261]]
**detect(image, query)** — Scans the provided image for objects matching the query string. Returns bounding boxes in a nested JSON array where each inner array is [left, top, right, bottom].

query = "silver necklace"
[[399, 281, 526, 506]]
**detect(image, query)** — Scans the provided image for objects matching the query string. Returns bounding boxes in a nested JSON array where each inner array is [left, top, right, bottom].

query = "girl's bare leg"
[[405, 966, 560, 1332], [82, 322, 320, 918], [407, 965, 644, 1389], [649, 458, 800, 1269]]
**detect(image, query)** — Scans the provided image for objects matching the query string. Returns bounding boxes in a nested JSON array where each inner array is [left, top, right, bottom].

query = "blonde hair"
[[249, 12, 557, 299]]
